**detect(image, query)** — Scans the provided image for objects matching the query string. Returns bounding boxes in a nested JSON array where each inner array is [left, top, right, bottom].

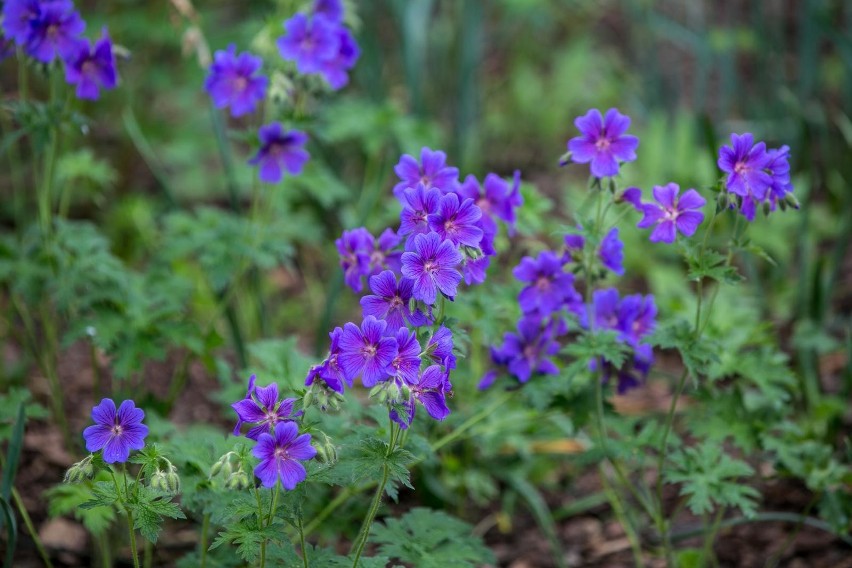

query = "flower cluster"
[[482, 108, 662, 392], [204, 2, 362, 184], [312, 147, 523, 428], [277, 0, 360, 90], [230, 375, 317, 490], [717, 133, 796, 221], [2, 0, 118, 100]]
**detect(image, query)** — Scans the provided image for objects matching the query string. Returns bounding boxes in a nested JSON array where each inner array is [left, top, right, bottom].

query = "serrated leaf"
[[371, 508, 494, 568], [126, 486, 186, 544], [47, 482, 116, 535], [665, 442, 759, 517]]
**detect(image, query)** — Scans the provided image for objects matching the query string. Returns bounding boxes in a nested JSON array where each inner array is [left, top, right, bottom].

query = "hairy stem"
[[199, 513, 210, 568]]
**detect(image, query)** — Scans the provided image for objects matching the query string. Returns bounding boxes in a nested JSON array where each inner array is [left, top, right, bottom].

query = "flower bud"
[[762, 201, 772, 217], [369, 384, 389, 404], [64, 456, 94, 483], [313, 432, 338, 464], [716, 191, 730, 212], [784, 193, 800, 209], [165, 468, 181, 494], [226, 469, 252, 490], [302, 390, 314, 410], [558, 150, 572, 167]]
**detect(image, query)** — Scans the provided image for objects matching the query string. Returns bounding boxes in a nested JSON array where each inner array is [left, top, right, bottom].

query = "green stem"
[[700, 507, 724, 567], [598, 467, 644, 568], [255, 488, 266, 568], [209, 104, 241, 212], [11, 487, 55, 568], [298, 515, 309, 568], [142, 539, 153, 568], [199, 513, 210, 568], [17, 47, 29, 102], [110, 469, 140, 568], [669, 511, 852, 547], [38, 304, 72, 448], [350, 421, 397, 567]]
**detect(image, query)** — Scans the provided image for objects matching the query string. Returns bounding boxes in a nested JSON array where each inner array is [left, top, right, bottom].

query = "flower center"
[[535, 276, 551, 290], [47, 24, 59, 39], [268, 142, 286, 156], [523, 344, 537, 360], [274, 447, 290, 460], [443, 219, 457, 235], [233, 76, 248, 92], [362, 344, 377, 358], [423, 260, 438, 275], [389, 296, 404, 309], [111, 423, 123, 436], [595, 137, 612, 152], [81, 60, 96, 76], [734, 161, 749, 175]]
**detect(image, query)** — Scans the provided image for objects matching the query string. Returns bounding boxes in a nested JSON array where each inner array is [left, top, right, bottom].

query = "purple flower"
[[636, 183, 706, 243], [63, 29, 118, 101], [765, 145, 794, 210], [568, 108, 639, 178], [252, 422, 316, 490], [496, 317, 560, 383], [392, 147, 460, 198], [428, 192, 484, 248], [231, 375, 297, 440], [248, 123, 309, 184], [82, 398, 148, 463], [25, 0, 85, 63], [617, 294, 657, 346], [411, 365, 450, 421], [338, 316, 399, 387], [456, 171, 523, 235], [599, 228, 624, 275], [336, 227, 373, 293], [369, 228, 402, 275], [2, 0, 41, 44], [390, 328, 422, 385], [399, 183, 442, 247], [277, 13, 340, 74], [513, 251, 580, 315], [426, 325, 456, 370], [308, 327, 349, 391], [360, 271, 427, 330], [205, 44, 267, 117], [313, 0, 344, 22], [592, 288, 621, 331], [317, 26, 359, 90], [462, 255, 490, 286], [717, 133, 772, 203], [400, 232, 463, 305]]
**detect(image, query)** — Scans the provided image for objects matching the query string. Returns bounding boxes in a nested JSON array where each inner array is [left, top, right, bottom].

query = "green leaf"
[[47, 481, 116, 535], [649, 318, 719, 383], [210, 518, 278, 563], [665, 442, 760, 517], [126, 486, 186, 544], [350, 438, 415, 500], [681, 241, 742, 284], [1, 404, 25, 504], [0, 496, 17, 568], [371, 508, 494, 568]]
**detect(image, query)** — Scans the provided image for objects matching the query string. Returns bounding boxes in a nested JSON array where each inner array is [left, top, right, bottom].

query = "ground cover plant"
[[1, 0, 851, 567]]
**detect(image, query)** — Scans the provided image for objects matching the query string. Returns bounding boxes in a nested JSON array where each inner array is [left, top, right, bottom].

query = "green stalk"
[[255, 488, 266, 568], [700, 507, 724, 567], [11, 488, 54, 568], [350, 421, 398, 567], [199, 513, 210, 568], [599, 467, 644, 568], [297, 515, 308, 568], [110, 470, 139, 568]]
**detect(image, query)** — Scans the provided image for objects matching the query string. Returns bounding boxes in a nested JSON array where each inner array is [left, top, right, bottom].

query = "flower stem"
[[298, 515, 309, 568], [199, 513, 210, 568], [110, 469, 140, 568], [255, 488, 266, 568], [350, 421, 398, 567], [12, 487, 55, 568]]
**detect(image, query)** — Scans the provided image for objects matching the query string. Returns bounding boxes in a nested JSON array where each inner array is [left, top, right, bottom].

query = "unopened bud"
[[784, 193, 800, 209], [762, 201, 771, 216], [607, 177, 617, 194], [150, 469, 168, 492], [716, 191, 730, 212], [166, 468, 181, 494], [558, 150, 572, 167], [369, 384, 389, 404], [302, 390, 314, 409], [226, 469, 252, 490], [313, 432, 338, 464], [64, 456, 94, 483]]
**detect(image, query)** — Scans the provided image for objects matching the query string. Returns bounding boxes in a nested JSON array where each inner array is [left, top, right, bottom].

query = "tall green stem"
[[199, 513, 210, 568], [110, 469, 140, 568], [350, 421, 398, 567], [255, 488, 267, 568]]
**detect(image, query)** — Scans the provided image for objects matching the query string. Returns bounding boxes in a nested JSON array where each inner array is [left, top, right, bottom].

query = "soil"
[[4, 336, 852, 568]]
